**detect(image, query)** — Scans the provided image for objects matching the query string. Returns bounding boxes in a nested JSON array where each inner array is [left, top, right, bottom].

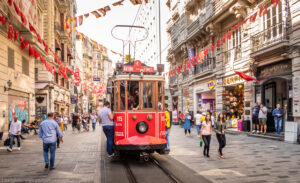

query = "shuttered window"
[[22, 57, 29, 76], [8, 47, 14, 69]]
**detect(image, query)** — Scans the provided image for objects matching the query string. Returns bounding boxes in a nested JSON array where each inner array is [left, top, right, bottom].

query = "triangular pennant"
[[91, 11, 101, 18], [217, 40, 220, 48], [211, 43, 214, 51], [259, 5, 268, 17], [222, 35, 226, 43], [78, 15, 83, 26], [14, 29, 18, 41], [112, 0, 124, 6], [84, 13, 90, 18], [250, 12, 257, 22]]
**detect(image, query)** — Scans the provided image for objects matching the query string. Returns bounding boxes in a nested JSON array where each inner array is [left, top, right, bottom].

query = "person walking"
[[7, 116, 22, 152], [82, 114, 87, 131], [183, 111, 192, 136], [91, 113, 97, 131], [164, 104, 171, 152], [55, 113, 63, 148], [252, 103, 260, 133], [63, 115, 68, 132], [200, 114, 213, 158], [98, 101, 114, 157], [272, 104, 284, 134], [72, 113, 79, 131], [194, 111, 202, 137], [258, 104, 268, 134], [215, 112, 227, 159], [39, 113, 63, 170]]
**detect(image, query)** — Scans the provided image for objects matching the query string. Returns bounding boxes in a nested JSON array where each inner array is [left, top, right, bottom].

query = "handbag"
[[200, 139, 203, 147], [4, 137, 15, 146]]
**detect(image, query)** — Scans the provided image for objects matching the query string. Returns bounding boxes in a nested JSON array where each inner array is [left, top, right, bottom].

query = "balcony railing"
[[251, 22, 288, 53], [194, 57, 216, 75], [182, 70, 189, 81], [169, 75, 178, 85], [224, 47, 242, 64]]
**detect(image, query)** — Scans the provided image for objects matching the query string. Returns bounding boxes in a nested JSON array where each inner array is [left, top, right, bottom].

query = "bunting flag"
[[14, 29, 18, 41], [222, 35, 226, 43], [98, 6, 111, 16], [91, 11, 101, 18], [259, 4, 268, 17], [211, 43, 214, 51], [217, 40, 220, 48], [78, 15, 83, 26], [272, 0, 280, 8], [1, 16, 6, 25], [250, 12, 257, 22], [72, 17, 77, 27], [130, 0, 149, 5], [112, 0, 125, 6], [7, 24, 13, 40], [84, 13, 90, 18], [194, 55, 199, 64], [227, 31, 232, 40]]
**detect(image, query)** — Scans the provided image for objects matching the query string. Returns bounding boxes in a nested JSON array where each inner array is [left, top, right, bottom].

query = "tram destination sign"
[[123, 60, 154, 73]]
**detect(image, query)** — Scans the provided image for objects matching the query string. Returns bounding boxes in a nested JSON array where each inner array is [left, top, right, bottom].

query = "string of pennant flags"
[[164, 0, 281, 83]]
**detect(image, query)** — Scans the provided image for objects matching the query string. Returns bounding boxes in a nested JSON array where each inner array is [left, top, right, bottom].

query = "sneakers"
[[45, 163, 49, 169], [17, 147, 21, 151], [108, 153, 115, 158], [252, 130, 256, 133], [7, 148, 12, 152]]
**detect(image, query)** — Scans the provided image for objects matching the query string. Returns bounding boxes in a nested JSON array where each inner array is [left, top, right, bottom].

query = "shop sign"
[[257, 60, 291, 79], [123, 60, 154, 73], [8, 96, 29, 124], [208, 80, 216, 90], [223, 76, 243, 86]]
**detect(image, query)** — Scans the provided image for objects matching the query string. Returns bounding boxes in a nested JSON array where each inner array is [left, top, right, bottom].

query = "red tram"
[[111, 60, 167, 156]]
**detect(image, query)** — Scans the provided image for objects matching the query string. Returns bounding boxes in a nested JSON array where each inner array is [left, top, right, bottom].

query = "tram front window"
[[120, 81, 126, 110], [127, 81, 139, 110], [143, 82, 153, 109]]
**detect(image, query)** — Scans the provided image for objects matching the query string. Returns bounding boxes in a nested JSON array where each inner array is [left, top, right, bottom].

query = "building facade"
[[167, 0, 300, 135]]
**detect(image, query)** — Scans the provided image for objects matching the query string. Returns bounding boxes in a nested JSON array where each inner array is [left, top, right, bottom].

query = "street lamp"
[[4, 80, 12, 92]]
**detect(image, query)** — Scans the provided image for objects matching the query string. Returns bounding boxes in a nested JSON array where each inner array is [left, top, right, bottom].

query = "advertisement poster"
[[8, 96, 29, 124]]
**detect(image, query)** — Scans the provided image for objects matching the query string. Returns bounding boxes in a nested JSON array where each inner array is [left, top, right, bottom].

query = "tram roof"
[[112, 74, 165, 81]]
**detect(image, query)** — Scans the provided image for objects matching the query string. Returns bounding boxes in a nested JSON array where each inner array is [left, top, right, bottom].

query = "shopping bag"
[[200, 139, 203, 147]]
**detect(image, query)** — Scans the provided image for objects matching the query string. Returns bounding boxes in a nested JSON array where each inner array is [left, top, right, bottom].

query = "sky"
[[75, 0, 170, 70]]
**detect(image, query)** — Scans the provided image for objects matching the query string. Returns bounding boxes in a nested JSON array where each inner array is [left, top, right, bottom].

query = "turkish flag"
[[235, 71, 258, 82]]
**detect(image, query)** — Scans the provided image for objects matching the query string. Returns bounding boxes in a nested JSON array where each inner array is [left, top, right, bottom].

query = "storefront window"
[[223, 84, 244, 123], [143, 82, 153, 109]]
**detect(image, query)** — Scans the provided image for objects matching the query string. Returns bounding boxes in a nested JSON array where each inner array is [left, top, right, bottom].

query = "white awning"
[[35, 82, 49, 89]]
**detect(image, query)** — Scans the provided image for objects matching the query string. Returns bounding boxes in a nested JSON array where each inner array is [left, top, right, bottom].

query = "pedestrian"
[[172, 108, 179, 125], [82, 114, 87, 131], [77, 114, 82, 132], [72, 113, 79, 131], [194, 111, 202, 137], [7, 116, 22, 152], [200, 114, 213, 158], [98, 101, 114, 157], [252, 103, 260, 133], [90, 113, 97, 131], [164, 104, 171, 152], [39, 112, 63, 170], [179, 111, 183, 128], [258, 104, 268, 134], [215, 112, 227, 159], [63, 115, 68, 132], [272, 104, 284, 134], [183, 111, 192, 136]]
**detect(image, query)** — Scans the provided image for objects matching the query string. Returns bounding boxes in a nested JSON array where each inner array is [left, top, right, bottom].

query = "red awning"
[[55, 41, 61, 50]]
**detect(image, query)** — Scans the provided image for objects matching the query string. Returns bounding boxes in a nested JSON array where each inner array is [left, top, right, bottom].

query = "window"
[[8, 47, 14, 69], [158, 82, 164, 110], [22, 57, 29, 76], [35, 68, 38, 80], [142, 82, 153, 109], [127, 81, 139, 110], [66, 80, 69, 89], [61, 43, 64, 61], [61, 78, 65, 87], [55, 73, 59, 84], [120, 81, 126, 110], [224, 27, 242, 64]]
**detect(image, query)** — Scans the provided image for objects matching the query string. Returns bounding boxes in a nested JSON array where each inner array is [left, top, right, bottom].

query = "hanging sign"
[[208, 80, 216, 90], [123, 60, 154, 73]]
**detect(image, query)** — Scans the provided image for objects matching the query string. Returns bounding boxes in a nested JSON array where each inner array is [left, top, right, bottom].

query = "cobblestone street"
[[169, 125, 300, 183], [0, 124, 102, 183]]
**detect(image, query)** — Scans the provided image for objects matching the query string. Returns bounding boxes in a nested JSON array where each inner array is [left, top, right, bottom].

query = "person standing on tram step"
[[215, 112, 227, 159], [200, 114, 213, 158], [258, 104, 268, 135], [272, 104, 284, 135], [194, 111, 202, 137], [91, 112, 97, 131], [251, 103, 260, 133], [39, 112, 63, 170], [183, 111, 192, 136], [7, 116, 22, 152], [164, 104, 171, 153], [98, 101, 115, 157]]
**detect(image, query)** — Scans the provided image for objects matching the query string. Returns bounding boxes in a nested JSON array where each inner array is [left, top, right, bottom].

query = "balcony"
[[251, 22, 288, 56], [194, 57, 216, 76], [182, 70, 189, 81], [169, 75, 178, 86], [224, 47, 242, 64], [170, 15, 187, 51]]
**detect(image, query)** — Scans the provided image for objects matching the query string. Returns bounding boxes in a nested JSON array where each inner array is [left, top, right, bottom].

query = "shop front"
[[222, 75, 245, 130], [255, 60, 293, 132], [193, 80, 216, 115]]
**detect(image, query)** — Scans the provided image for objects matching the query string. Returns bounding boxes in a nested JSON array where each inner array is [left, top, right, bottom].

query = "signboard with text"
[[123, 60, 154, 73]]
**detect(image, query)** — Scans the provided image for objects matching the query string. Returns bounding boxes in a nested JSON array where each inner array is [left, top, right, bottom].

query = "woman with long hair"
[[215, 112, 227, 158], [200, 114, 213, 157]]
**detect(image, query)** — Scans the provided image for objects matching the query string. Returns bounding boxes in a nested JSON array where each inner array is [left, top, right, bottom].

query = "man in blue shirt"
[[252, 103, 260, 133], [272, 104, 284, 134], [39, 113, 63, 169]]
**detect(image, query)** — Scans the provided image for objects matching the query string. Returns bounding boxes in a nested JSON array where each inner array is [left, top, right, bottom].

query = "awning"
[[67, 48, 72, 56], [35, 82, 49, 89], [55, 41, 61, 50]]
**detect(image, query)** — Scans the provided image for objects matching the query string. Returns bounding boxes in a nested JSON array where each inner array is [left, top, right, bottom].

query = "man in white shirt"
[[63, 116, 68, 132], [194, 111, 202, 137], [7, 116, 22, 152], [90, 113, 97, 131]]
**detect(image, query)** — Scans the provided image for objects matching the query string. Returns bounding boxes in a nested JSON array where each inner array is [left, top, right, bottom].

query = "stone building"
[[167, 0, 300, 135]]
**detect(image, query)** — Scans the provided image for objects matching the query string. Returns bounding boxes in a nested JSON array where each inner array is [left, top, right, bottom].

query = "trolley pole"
[[158, 0, 162, 65]]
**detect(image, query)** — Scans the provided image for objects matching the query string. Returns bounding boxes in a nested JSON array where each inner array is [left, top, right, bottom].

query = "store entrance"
[[262, 78, 288, 132]]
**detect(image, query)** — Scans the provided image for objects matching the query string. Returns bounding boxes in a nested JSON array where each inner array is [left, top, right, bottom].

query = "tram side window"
[[143, 82, 153, 109], [120, 81, 126, 110], [158, 82, 163, 110], [127, 81, 139, 110]]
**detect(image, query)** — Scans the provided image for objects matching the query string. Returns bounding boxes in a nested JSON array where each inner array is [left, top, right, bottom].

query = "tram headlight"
[[136, 121, 149, 134]]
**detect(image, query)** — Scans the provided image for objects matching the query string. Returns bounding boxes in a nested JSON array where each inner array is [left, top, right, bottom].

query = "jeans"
[[63, 124, 67, 131], [202, 135, 211, 156], [165, 129, 170, 150], [196, 125, 201, 135], [184, 129, 191, 134], [92, 123, 96, 131], [274, 117, 282, 134], [216, 133, 226, 155], [43, 142, 56, 168], [82, 122, 87, 129], [103, 126, 114, 155], [0, 132, 3, 140], [9, 134, 20, 149]]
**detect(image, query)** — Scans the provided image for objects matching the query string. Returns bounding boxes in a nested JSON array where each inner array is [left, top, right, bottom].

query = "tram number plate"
[[117, 116, 123, 122]]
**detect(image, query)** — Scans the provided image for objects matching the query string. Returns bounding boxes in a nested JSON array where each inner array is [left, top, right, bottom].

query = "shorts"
[[259, 118, 267, 125], [252, 118, 259, 125], [72, 123, 77, 128]]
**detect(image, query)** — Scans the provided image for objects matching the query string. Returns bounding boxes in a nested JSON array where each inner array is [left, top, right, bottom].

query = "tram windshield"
[[114, 80, 164, 111]]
